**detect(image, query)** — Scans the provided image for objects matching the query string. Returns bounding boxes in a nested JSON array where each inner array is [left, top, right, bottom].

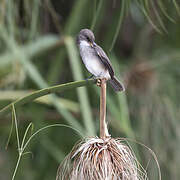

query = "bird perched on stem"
[[77, 29, 125, 92]]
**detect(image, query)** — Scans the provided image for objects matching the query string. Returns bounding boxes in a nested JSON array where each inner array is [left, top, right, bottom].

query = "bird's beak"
[[90, 42, 93, 47], [90, 42, 94, 47]]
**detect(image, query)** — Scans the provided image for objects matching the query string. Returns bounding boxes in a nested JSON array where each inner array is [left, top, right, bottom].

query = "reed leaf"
[[0, 79, 95, 115], [109, 0, 126, 51], [91, 0, 103, 31], [0, 90, 80, 113], [65, 36, 95, 136]]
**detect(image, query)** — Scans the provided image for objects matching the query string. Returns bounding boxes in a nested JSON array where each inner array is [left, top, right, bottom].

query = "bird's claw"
[[96, 78, 102, 87]]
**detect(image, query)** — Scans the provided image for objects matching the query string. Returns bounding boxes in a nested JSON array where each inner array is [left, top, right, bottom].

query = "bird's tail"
[[109, 76, 125, 92]]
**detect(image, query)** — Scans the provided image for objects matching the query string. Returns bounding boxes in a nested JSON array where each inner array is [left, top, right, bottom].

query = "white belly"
[[83, 56, 110, 78], [79, 41, 110, 79]]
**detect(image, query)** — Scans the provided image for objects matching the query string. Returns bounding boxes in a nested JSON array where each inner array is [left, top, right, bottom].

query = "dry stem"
[[100, 78, 110, 139]]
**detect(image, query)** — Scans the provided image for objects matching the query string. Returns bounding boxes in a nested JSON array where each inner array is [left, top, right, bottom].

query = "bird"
[[76, 29, 125, 92]]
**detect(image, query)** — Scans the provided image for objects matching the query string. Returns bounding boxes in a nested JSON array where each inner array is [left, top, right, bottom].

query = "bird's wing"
[[93, 43, 114, 78]]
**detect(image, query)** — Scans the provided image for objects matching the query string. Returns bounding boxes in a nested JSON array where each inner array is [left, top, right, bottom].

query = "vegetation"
[[0, 0, 180, 179]]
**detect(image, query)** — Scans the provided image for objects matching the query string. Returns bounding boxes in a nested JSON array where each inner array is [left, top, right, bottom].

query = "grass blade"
[[64, 0, 89, 35], [22, 124, 83, 152], [149, 0, 167, 33], [158, 0, 175, 23], [91, 0, 103, 30], [173, 0, 180, 16], [12, 104, 20, 152], [0, 79, 95, 115], [0, 90, 80, 113], [16, 53, 85, 133], [109, 0, 126, 51], [65, 36, 96, 136], [136, 0, 162, 34], [29, 0, 40, 40], [5, 108, 15, 149]]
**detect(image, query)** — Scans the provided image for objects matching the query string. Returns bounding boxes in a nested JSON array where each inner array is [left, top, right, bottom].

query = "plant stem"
[[100, 79, 109, 139], [0, 79, 95, 115], [12, 154, 21, 180]]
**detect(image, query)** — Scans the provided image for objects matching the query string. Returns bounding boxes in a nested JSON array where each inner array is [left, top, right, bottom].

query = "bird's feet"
[[96, 78, 107, 87], [96, 78, 102, 87]]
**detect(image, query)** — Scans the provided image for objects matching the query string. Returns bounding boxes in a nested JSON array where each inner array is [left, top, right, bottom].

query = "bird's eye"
[[87, 37, 91, 42]]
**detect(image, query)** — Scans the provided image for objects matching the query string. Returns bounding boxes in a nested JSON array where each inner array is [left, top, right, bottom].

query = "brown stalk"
[[100, 78, 110, 139]]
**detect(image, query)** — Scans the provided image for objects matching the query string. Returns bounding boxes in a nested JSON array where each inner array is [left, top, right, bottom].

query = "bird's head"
[[77, 29, 95, 47]]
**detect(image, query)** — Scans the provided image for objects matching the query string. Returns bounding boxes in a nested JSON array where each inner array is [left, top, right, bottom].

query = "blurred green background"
[[0, 0, 180, 179]]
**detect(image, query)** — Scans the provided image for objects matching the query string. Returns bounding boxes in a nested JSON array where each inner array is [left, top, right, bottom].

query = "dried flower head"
[[56, 137, 148, 180], [125, 61, 157, 94]]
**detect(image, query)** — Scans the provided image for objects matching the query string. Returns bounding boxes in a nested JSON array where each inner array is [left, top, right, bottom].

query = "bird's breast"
[[79, 43, 110, 79]]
